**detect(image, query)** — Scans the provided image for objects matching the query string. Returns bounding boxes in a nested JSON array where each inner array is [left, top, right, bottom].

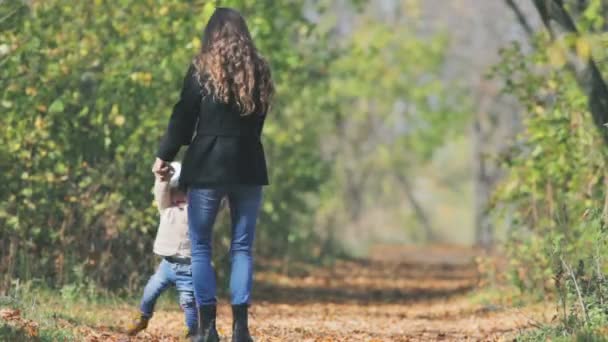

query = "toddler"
[[126, 162, 196, 338]]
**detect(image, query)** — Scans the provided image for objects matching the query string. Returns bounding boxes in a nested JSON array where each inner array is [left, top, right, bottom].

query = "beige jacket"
[[153, 178, 191, 257]]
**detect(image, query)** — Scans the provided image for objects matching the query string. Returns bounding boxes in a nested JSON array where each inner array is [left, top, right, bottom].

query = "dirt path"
[[3, 245, 553, 341]]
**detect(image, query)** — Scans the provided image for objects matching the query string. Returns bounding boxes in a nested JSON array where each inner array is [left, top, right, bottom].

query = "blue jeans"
[[188, 186, 263, 306], [139, 258, 197, 331]]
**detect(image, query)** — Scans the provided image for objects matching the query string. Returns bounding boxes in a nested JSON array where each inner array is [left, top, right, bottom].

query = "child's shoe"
[[126, 313, 150, 336], [185, 327, 196, 340]]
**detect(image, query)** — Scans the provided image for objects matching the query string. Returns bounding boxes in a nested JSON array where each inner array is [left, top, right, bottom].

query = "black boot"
[[232, 304, 253, 342], [192, 305, 220, 342]]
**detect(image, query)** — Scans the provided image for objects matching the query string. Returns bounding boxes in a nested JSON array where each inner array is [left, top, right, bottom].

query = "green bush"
[[0, 0, 333, 291], [492, 3, 608, 337], [493, 32, 608, 292]]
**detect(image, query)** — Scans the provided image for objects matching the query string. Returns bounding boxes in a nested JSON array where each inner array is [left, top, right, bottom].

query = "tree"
[[491, 0, 608, 302], [315, 1, 468, 251], [532, 0, 608, 143]]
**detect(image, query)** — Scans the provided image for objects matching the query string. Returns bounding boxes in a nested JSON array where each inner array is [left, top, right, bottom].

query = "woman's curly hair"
[[194, 7, 274, 116]]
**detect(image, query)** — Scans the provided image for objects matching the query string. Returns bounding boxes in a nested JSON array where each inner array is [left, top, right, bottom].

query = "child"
[[126, 162, 197, 338]]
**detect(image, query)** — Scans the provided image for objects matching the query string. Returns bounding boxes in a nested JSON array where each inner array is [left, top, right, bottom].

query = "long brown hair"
[[194, 7, 274, 115]]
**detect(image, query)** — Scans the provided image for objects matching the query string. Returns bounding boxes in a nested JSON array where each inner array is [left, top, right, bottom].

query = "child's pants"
[[139, 258, 197, 332]]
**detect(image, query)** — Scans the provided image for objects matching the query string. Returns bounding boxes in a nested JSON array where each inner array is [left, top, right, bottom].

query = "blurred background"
[[2, 0, 608, 339]]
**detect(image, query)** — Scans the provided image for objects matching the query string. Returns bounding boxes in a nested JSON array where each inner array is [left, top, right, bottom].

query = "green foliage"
[[492, 2, 608, 338], [0, 0, 335, 290], [493, 33, 608, 292], [314, 9, 469, 251], [550, 211, 608, 337]]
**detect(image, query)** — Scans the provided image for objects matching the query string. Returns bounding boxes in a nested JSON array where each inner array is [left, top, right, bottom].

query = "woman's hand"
[[152, 158, 172, 181]]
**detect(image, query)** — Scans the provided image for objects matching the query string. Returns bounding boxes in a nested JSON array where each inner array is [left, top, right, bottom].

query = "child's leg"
[[173, 263, 197, 334], [140, 259, 173, 318]]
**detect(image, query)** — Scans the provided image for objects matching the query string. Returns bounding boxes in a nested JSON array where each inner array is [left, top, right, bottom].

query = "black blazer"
[[157, 64, 269, 188]]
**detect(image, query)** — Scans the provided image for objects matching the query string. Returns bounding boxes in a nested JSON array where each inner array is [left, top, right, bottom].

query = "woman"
[[153, 7, 273, 342]]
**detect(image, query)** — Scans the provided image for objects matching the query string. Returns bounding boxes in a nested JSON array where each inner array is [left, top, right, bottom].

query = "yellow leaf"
[[189, 37, 201, 51], [576, 36, 591, 60], [548, 44, 566, 68], [26, 87, 37, 96], [404, 0, 421, 19], [35, 116, 44, 129], [534, 105, 545, 115], [158, 6, 169, 16], [46, 173, 55, 182], [114, 115, 125, 126]]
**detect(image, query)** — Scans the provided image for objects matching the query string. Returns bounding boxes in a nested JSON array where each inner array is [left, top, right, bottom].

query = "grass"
[[517, 327, 608, 342], [467, 254, 608, 342], [0, 281, 183, 341], [467, 287, 608, 341]]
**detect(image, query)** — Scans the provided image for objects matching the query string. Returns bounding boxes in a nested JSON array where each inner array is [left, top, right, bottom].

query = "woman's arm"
[[156, 64, 202, 162]]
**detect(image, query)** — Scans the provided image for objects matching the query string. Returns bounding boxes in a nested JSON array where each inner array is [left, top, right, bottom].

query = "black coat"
[[156, 64, 269, 188]]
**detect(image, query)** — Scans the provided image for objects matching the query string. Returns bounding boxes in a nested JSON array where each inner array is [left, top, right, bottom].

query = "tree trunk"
[[472, 114, 494, 248], [395, 173, 434, 242], [1, 237, 18, 295], [505, 0, 535, 38]]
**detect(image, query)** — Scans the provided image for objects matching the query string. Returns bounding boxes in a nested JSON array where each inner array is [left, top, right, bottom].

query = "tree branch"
[[504, 0, 535, 39], [532, 0, 608, 144], [561, 257, 590, 325]]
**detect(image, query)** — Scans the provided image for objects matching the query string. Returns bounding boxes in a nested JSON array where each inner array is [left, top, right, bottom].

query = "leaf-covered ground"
[[0, 246, 553, 341]]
